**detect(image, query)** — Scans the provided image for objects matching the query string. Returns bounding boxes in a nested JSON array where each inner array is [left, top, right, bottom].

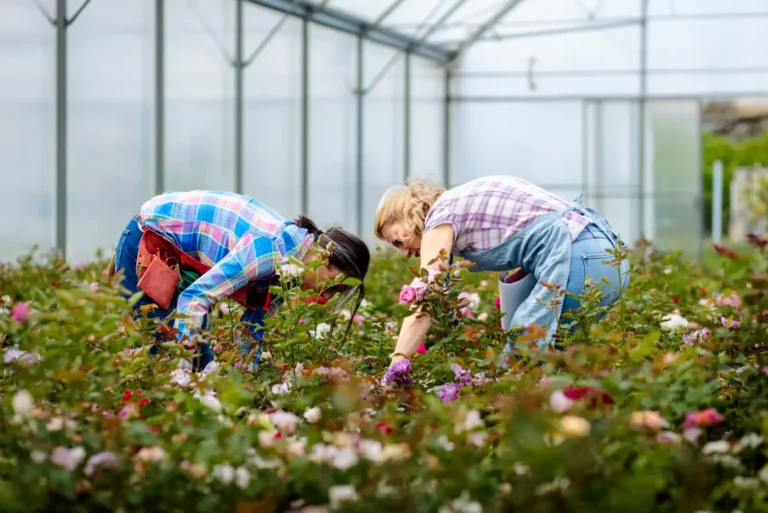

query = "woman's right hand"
[[501, 268, 529, 284]]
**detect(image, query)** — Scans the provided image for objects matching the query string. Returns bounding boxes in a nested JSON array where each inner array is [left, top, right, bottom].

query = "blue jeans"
[[503, 223, 630, 357], [113, 216, 214, 371], [562, 223, 630, 321]]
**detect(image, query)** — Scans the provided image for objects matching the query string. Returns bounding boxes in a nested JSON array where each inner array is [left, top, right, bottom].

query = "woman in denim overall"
[[374, 176, 630, 366]]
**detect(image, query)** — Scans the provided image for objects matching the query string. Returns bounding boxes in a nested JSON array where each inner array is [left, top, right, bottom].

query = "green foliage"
[[702, 132, 768, 234], [1, 243, 768, 512]]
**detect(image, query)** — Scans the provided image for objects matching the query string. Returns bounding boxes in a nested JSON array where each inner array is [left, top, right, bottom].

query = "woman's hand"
[[390, 313, 431, 365], [389, 224, 456, 366]]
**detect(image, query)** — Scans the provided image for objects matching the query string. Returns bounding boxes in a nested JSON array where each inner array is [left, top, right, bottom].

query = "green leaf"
[[630, 330, 660, 362], [342, 277, 361, 287]]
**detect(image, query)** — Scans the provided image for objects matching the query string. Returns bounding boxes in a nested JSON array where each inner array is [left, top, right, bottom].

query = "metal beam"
[[454, 66, 768, 78], [235, 0, 244, 194], [453, 92, 768, 102], [412, 0, 469, 49], [390, 10, 768, 32], [443, 68, 451, 188], [469, 19, 638, 43], [56, 0, 67, 258], [155, 0, 165, 195], [301, 18, 309, 215], [245, 0, 453, 63], [403, 51, 411, 182], [372, 0, 407, 29], [355, 35, 364, 236], [637, 0, 648, 239], [450, 0, 526, 61]]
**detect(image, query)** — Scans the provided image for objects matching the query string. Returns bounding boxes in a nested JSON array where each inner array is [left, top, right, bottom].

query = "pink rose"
[[410, 278, 428, 300], [683, 408, 724, 429], [682, 328, 711, 346], [89, 282, 100, 292], [721, 317, 740, 329], [399, 286, 417, 305], [416, 343, 427, 354], [10, 302, 31, 323], [715, 293, 741, 308]]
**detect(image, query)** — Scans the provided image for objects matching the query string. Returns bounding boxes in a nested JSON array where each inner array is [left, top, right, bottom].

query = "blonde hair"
[[374, 177, 445, 241]]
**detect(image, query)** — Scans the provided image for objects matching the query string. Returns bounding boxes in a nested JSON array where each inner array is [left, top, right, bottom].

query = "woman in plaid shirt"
[[110, 190, 369, 372], [374, 176, 630, 365]]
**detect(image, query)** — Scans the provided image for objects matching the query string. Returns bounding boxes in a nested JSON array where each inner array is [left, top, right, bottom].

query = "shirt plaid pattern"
[[423, 176, 590, 254], [137, 190, 311, 341]]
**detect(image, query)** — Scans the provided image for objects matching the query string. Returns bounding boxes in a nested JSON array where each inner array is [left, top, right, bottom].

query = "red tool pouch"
[[137, 254, 180, 310]]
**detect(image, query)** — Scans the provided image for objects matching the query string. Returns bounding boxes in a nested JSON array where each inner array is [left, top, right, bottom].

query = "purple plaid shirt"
[[423, 176, 590, 254]]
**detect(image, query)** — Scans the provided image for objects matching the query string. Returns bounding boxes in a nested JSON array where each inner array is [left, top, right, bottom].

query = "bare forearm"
[[392, 312, 431, 357]]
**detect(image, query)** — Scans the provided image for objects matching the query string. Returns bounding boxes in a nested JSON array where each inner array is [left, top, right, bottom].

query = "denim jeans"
[[561, 223, 630, 319], [502, 223, 630, 359], [113, 216, 214, 371]]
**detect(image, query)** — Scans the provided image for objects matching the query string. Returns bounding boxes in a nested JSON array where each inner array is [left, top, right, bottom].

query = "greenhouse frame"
[[2, 0, 768, 263]]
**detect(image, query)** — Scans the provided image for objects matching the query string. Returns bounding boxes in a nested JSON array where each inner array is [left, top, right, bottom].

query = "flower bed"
[[1, 240, 768, 512]]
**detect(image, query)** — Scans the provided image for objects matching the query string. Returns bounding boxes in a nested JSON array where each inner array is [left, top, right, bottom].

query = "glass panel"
[[424, 0, 504, 45], [451, 101, 582, 189], [0, 1, 56, 261], [584, 100, 642, 246], [243, 7, 301, 219], [66, 0, 154, 263], [647, 100, 702, 255], [307, 25, 357, 232], [330, 0, 398, 21], [363, 42, 405, 246], [385, 0, 455, 37], [410, 56, 444, 181], [165, 0, 235, 191], [595, 195, 639, 247]]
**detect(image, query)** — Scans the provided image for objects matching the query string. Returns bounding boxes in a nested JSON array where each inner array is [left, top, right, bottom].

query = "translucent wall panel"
[[243, 7, 301, 219], [646, 18, 768, 96], [166, 0, 234, 191], [451, 101, 582, 190], [646, 100, 702, 256], [583, 101, 640, 245], [456, 0, 768, 98], [307, 26, 356, 231], [363, 43, 405, 244], [0, 1, 55, 261], [410, 56, 444, 182], [455, 26, 641, 98], [67, 0, 154, 262]]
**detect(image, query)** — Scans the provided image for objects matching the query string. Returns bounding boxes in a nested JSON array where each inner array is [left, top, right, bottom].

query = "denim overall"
[[113, 216, 269, 372], [461, 193, 629, 352]]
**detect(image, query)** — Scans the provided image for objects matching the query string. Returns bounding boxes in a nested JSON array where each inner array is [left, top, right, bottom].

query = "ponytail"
[[293, 215, 323, 237]]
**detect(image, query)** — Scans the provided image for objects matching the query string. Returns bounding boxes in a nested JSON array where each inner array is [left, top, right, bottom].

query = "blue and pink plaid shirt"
[[423, 176, 590, 254], [137, 190, 312, 341]]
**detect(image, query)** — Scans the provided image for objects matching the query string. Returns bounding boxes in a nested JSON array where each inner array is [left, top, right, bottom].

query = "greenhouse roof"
[[249, 0, 527, 63]]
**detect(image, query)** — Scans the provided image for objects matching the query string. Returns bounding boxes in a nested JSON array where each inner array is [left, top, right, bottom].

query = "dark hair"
[[294, 216, 370, 282], [294, 216, 370, 340]]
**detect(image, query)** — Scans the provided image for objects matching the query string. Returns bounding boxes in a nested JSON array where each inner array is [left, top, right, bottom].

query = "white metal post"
[[712, 160, 723, 244]]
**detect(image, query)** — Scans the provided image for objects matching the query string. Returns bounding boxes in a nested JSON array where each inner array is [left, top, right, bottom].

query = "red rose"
[[563, 385, 614, 408]]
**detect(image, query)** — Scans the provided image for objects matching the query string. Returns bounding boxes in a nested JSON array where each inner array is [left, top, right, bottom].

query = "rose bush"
[[1, 239, 768, 512]]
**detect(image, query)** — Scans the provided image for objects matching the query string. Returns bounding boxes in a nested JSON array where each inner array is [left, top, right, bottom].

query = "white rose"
[[11, 390, 34, 418], [303, 407, 322, 423], [660, 313, 688, 331], [548, 391, 574, 413], [328, 484, 359, 508]]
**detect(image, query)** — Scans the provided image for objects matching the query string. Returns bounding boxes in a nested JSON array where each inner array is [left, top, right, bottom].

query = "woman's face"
[[380, 222, 422, 259], [301, 264, 342, 300]]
